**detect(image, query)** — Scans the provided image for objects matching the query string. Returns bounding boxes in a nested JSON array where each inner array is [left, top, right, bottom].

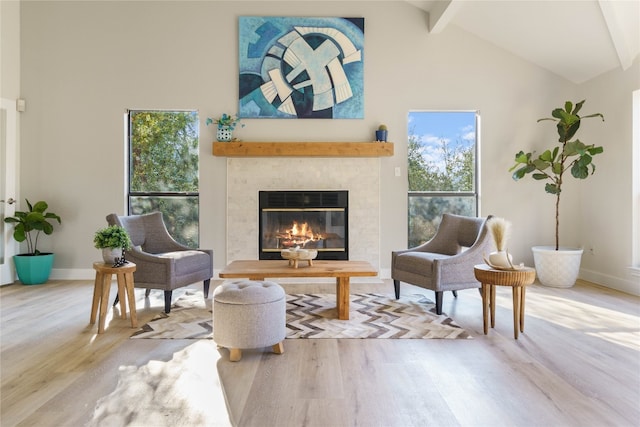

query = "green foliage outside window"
[[129, 111, 200, 247], [408, 129, 474, 192]]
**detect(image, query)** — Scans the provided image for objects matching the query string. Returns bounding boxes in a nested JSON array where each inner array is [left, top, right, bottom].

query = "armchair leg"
[[145, 288, 151, 297], [164, 291, 173, 313], [203, 279, 211, 298], [452, 290, 458, 298], [435, 291, 443, 315], [393, 280, 401, 299]]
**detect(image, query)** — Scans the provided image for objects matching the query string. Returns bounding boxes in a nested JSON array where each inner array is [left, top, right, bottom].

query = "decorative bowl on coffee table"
[[281, 248, 318, 268]]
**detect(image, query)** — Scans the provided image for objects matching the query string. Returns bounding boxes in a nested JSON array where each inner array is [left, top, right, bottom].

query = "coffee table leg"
[[336, 276, 350, 320]]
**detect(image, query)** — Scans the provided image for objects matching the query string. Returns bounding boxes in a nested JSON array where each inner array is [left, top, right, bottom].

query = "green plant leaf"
[[32, 201, 48, 214], [511, 166, 530, 180], [545, 183, 560, 194], [578, 154, 592, 167], [532, 158, 550, 170], [563, 120, 581, 141], [588, 146, 603, 155], [564, 101, 573, 113], [572, 100, 585, 115], [539, 149, 553, 162], [532, 173, 547, 180], [551, 108, 564, 120], [571, 161, 590, 179], [13, 226, 26, 242], [564, 141, 581, 156], [42, 221, 54, 235], [514, 151, 529, 163]]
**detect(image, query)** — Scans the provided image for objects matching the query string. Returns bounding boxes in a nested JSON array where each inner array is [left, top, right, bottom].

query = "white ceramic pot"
[[488, 251, 513, 268], [532, 246, 583, 288], [216, 126, 233, 142], [101, 248, 123, 264]]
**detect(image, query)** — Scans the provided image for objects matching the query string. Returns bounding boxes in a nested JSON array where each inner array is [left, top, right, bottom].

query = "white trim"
[[632, 90, 640, 269], [580, 267, 640, 296]]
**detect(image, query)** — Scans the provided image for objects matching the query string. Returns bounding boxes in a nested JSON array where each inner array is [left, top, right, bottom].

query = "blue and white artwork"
[[239, 16, 364, 119]]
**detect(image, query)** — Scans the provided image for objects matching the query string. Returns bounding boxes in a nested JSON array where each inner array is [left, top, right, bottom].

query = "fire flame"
[[280, 221, 323, 247]]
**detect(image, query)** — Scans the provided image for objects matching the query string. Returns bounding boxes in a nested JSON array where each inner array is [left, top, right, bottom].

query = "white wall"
[[1, 0, 20, 100], [17, 1, 638, 293], [578, 57, 640, 294]]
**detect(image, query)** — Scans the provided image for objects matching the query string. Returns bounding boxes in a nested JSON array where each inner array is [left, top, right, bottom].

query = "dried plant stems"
[[487, 217, 511, 251]]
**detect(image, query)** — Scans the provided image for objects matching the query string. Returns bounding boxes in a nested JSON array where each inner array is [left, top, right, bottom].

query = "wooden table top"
[[474, 264, 536, 286], [219, 260, 377, 279]]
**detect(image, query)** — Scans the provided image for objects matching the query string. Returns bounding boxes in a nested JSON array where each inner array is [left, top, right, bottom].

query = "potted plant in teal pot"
[[93, 225, 132, 264], [510, 100, 604, 287], [3, 199, 62, 285]]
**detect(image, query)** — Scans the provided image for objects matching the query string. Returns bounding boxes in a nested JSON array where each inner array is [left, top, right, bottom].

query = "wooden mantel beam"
[[212, 141, 394, 158]]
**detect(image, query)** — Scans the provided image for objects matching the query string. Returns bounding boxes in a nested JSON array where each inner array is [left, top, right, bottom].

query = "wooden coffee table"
[[218, 260, 377, 320]]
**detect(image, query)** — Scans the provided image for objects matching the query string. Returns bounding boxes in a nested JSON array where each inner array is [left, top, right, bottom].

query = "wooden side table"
[[90, 261, 138, 333], [473, 264, 536, 339]]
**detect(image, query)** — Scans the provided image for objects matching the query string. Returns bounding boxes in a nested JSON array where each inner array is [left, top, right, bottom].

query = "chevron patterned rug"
[[131, 290, 470, 340]]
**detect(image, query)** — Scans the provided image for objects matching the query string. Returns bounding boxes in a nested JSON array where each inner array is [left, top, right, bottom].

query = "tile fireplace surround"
[[226, 157, 381, 273]]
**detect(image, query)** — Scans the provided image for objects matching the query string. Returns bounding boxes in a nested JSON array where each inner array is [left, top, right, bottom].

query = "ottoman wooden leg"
[[272, 341, 284, 355], [229, 348, 242, 362]]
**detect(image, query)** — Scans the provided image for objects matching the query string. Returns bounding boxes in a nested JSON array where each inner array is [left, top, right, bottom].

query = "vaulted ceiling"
[[407, 0, 640, 84]]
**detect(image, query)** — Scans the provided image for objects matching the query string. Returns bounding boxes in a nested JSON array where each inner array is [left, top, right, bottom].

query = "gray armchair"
[[106, 212, 213, 314], [392, 213, 493, 315]]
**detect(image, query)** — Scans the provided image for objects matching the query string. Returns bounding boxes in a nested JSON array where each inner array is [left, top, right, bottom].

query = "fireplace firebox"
[[259, 190, 348, 260]]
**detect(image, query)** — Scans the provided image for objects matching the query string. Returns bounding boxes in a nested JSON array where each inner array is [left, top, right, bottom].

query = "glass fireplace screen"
[[259, 191, 348, 260]]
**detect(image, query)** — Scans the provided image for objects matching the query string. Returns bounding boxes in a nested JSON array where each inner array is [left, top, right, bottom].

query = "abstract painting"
[[239, 16, 364, 119]]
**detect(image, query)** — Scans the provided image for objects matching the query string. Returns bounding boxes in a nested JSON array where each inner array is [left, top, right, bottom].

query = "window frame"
[[126, 109, 201, 247], [407, 110, 481, 246]]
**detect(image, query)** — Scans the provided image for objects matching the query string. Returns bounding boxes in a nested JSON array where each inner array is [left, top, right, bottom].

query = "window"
[[127, 110, 200, 247], [407, 111, 479, 247]]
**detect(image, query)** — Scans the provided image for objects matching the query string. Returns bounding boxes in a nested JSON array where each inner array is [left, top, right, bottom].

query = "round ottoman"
[[213, 280, 286, 362]]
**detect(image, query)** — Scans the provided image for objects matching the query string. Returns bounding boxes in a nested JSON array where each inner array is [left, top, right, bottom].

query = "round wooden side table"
[[90, 261, 137, 334], [473, 264, 536, 339]]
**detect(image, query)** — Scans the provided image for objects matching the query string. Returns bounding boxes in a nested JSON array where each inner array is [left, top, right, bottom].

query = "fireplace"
[[259, 190, 348, 260]]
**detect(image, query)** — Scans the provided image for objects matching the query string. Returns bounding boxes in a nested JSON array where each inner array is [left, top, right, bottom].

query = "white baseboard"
[[580, 268, 640, 296], [50, 268, 95, 281]]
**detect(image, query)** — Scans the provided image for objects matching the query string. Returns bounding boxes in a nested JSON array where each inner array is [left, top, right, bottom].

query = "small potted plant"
[[509, 99, 604, 287], [206, 113, 244, 142], [375, 124, 388, 142], [94, 225, 132, 264], [3, 199, 62, 285]]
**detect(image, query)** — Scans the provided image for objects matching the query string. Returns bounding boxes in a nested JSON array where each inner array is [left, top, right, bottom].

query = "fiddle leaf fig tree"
[[509, 100, 604, 250]]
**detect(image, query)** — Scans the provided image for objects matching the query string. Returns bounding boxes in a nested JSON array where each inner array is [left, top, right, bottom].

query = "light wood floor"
[[1, 277, 639, 426]]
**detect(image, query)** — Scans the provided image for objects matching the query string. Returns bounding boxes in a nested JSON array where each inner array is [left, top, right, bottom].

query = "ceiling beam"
[[428, 0, 462, 33], [598, 0, 633, 70]]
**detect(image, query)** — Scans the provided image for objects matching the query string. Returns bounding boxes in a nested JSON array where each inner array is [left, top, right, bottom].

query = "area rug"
[[131, 290, 470, 340]]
